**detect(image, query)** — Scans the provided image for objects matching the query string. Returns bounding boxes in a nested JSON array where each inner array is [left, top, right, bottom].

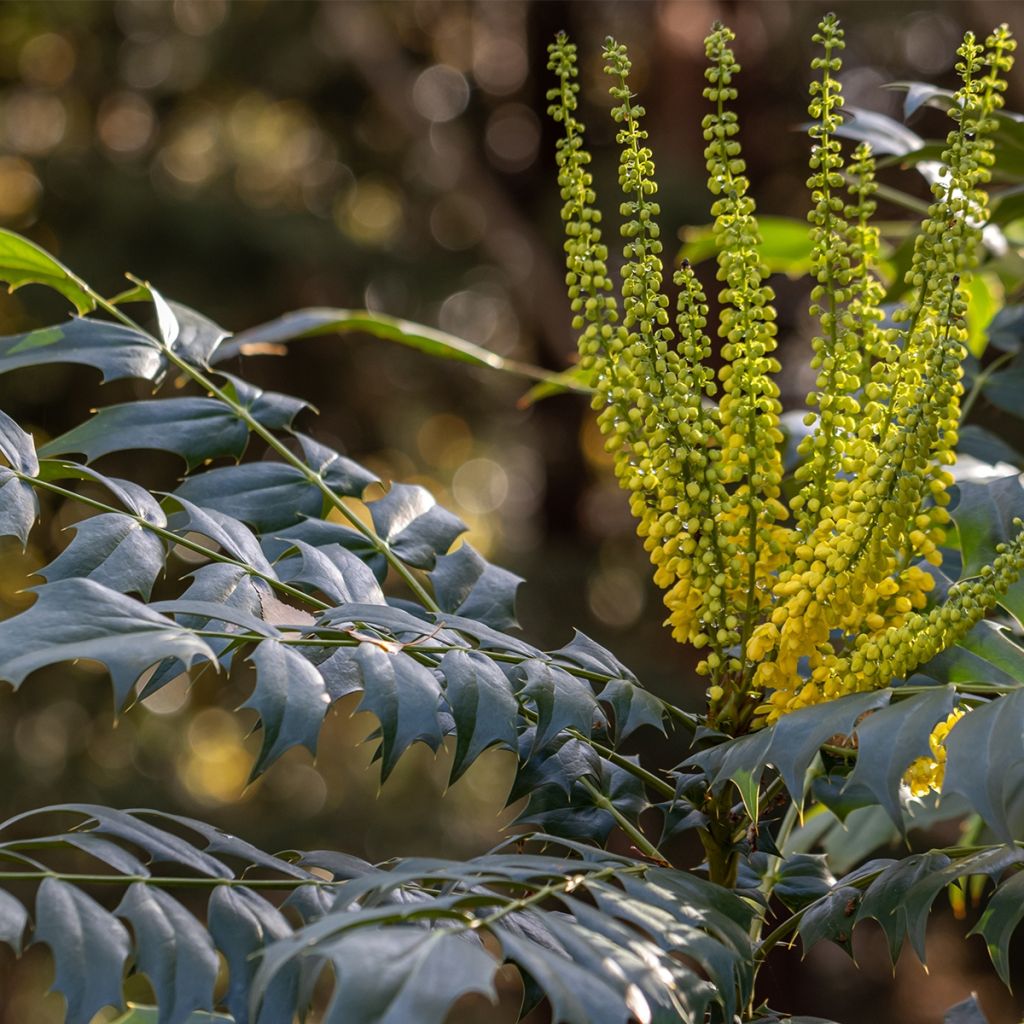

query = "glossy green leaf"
[[0, 468, 38, 545], [0, 319, 163, 382], [33, 877, 131, 1024], [243, 640, 330, 777], [353, 644, 445, 779], [519, 659, 601, 751], [115, 883, 218, 1024], [41, 399, 249, 468], [846, 686, 956, 830], [439, 649, 518, 783], [0, 229, 96, 313], [274, 538, 385, 606], [215, 306, 584, 392], [0, 578, 214, 707], [368, 483, 465, 570], [429, 542, 522, 630], [40, 513, 166, 598]]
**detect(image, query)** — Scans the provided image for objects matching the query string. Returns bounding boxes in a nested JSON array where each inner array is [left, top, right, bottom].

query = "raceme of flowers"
[[548, 16, 1019, 789]]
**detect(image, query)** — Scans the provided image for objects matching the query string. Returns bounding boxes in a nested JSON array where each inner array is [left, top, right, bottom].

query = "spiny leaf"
[[219, 372, 310, 430], [429, 542, 522, 630], [943, 690, 1024, 843], [0, 406, 37, 476], [0, 318, 163, 382], [846, 686, 956, 831], [518, 659, 602, 751], [41, 399, 249, 469], [968, 867, 1024, 986], [0, 578, 214, 707], [243, 640, 331, 777], [0, 468, 38, 545], [262, 518, 385, 581], [175, 463, 325, 533], [597, 679, 665, 744], [167, 498, 275, 577], [207, 886, 297, 1024], [273, 538, 385, 606], [0, 888, 28, 954], [115, 883, 218, 1024], [0, 229, 96, 313], [314, 928, 498, 1024], [40, 513, 166, 599], [353, 644, 445, 779], [368, 483, 465, 571], [439, 649, 518, 782], [33, 877, 131, 1024], [944, 995, 991, 1024]]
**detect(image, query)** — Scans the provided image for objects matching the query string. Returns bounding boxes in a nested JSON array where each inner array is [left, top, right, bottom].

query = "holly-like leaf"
[[951, 475, 1024, 626], [40, 513, 166, 599], [943, 690, 1024, 843], [207, 886, 297, 1024], [0, 468, 38, 544], [969, 868, 1024, 986], [33, 877, 131, 1024], [167, 498, 275, 577], [0, 229, 96, 313], [0, 578, 214, 707], [429, 542, 522, 630], [273, 538, 385, 606], [41, 399, 249, 469], [0, 888, 28, 954], [438, 649, 518, 782], [518, 659, 602, 751], [597, 679, 665, 743], [0, 318, 163, 382], [243, 640, 331, 777], [944, 995, 991, 1024], [115, 884, 218, 1024], [846, 687, 956, 831], [369, 483, 465, 571], [353, 644, 445, 779], [175, 463, 324, 533]]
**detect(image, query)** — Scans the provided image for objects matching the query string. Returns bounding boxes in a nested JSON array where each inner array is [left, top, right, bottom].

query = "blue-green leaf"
[[167, 498, 275, 577], [33, 877, 131, 1024], [115, 883, 218, 1024], [354, 644, 444, 779], [369, 483, 465, 570], [273, 538, 384, 606], [518, 659, 602, 750], [846, 687, 956, 831], [0, 579, 214, 707], [41, 399, 249, 469], [429, 543, 521, 630], [40, 513, 166, 598], [0, 888, 28, 954], [243, 640, 330, 777], [943, 690, 1024, 842], [208, 886, 296, 1024], [0, 319, 162, 382], [0, 468, 38, 544], [968, 868, 1024, 985], [439, 649, 518, 782]]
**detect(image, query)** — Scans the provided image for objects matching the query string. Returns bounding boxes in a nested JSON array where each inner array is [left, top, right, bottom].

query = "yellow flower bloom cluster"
[[904, 709, 965, 798], [548, 19, 1019, 789]]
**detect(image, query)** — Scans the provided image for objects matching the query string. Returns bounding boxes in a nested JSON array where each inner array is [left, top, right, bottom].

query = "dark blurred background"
[[1, 1, 1023, 1020]]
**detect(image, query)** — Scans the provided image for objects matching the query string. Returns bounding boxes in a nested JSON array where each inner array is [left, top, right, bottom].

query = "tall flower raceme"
[[548, 16, 1021, 784]]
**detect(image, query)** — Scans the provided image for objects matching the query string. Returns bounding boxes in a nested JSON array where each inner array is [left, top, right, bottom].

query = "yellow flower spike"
[[550, 18, 1019, 736]]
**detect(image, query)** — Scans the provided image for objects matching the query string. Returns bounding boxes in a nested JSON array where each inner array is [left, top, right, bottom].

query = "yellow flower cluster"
[[904, 709, 965, 798], [548, 20, 1019, 787]]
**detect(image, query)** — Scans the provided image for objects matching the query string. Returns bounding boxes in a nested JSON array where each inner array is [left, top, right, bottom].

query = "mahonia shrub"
[[3, 13, 1024, 1024], [549, 17, 1019, 781]]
